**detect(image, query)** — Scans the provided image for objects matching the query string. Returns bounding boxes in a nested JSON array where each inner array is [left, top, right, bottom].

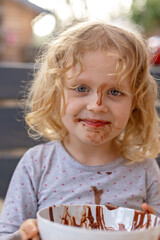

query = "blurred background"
[[0, 0, 160, 63], [0, 0, 160, 207]]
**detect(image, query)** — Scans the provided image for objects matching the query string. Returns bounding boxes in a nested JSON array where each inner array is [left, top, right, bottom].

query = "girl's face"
[[61, 51, 133, 146]]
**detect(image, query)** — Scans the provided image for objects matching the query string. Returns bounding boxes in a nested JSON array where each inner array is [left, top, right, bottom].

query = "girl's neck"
[[62, 137, 121, 166]]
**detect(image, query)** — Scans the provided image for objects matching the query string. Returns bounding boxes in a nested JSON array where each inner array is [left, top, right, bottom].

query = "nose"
[[87, 94, 108, 113]]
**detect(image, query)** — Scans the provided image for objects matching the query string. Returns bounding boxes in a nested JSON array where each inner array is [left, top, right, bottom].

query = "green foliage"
[[131, 0, 160, 32]]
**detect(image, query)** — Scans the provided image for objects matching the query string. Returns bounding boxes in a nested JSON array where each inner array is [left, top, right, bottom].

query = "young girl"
[[0, 20, 160, 240]]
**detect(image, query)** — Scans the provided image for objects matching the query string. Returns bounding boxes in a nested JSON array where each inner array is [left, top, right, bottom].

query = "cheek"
[[64, 95, 84, 113], [60, 92, 72, 115], [61, 98, 78, 121], [114, 104, 132, 127], [65, 101, 76, 113]]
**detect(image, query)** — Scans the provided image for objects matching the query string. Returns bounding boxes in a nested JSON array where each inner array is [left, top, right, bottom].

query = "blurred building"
[[0, 0, 45, 62]]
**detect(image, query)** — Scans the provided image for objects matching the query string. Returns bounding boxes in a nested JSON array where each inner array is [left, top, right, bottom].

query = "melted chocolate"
[[97, 171, 112, 175], [118, 223, 127, 230], [91, 186, 104, 205], [131, 211, 158, 230], [105, 204, 118, 210], [96, 84, 107, 106], [131, 211, 145, 230], [49, 206, 54, 222], [106, 172, 112, 175], [49, 205, 158, 232]]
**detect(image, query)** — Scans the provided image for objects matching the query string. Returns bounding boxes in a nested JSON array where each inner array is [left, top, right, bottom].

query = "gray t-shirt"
[[0, 141, 160, 239]]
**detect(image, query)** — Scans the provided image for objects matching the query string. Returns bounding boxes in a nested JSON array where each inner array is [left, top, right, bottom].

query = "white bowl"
[[37, 204, 160, 240]]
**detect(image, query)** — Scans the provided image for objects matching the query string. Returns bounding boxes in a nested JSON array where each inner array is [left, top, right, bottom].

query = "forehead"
[[66, 50, 125, 83], [65, 51, 132, 93]]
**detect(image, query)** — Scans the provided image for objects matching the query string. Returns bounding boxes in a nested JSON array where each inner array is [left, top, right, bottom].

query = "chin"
[[82, 137, 108, 146]]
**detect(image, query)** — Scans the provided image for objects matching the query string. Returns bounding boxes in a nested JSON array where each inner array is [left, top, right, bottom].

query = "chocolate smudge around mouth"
[[78, 118, 122, 132], [79, 119, 111, 125]]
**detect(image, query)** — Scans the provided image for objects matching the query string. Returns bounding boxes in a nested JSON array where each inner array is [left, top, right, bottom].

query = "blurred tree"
[[130, 0, 160, 35]]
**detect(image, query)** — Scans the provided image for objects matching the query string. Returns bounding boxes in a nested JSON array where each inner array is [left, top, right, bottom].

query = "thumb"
[[141, 203, 156, 215]]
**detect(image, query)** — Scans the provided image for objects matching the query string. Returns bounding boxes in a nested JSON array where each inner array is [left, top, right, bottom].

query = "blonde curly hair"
[[25, 20, 160, 163]]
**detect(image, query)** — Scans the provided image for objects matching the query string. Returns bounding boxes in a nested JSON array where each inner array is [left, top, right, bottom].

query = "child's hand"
[[19, 219, 40, 240], [141, 203, 156, 215]]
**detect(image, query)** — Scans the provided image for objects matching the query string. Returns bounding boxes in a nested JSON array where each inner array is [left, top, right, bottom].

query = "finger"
[[20, 231, 40, 240], [20, 230, 40, 240], [20, 219, 38, 239], [19, 230, 30, 240], [32, 220, 40, 240], [32, 233, 41, 240], [141, 203, 156, 215]]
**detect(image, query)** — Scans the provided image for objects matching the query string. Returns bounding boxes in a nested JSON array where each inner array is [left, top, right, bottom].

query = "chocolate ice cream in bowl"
[[37, 204, 160, 240]]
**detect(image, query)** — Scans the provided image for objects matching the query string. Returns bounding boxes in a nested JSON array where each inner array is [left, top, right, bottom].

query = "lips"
[[79, 119, 111, 128]]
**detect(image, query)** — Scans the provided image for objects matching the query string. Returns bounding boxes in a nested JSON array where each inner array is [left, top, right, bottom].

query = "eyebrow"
[[67, 76, 132, 93], [68, 77, 125, 87], [66, 77, 88, 86]]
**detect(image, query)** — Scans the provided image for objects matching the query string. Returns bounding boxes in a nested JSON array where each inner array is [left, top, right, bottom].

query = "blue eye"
[[75, 86, 88, 92], [109, 89, 121, 96]]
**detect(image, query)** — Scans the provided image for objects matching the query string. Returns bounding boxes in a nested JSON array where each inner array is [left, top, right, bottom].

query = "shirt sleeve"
[[0, 231, 21, 240], [145, 159, 160, 216], [0, 152, 38, 238]]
